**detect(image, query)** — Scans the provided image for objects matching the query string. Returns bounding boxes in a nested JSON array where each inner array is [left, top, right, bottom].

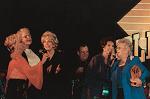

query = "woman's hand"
[[55, 64, 61, 74], [47, 65, 52, 73], [41, 53, 48, 65], [130, 78, 142, 87]]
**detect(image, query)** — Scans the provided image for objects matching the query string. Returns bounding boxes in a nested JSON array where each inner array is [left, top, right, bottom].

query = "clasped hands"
[[130, 78, 142, 87]]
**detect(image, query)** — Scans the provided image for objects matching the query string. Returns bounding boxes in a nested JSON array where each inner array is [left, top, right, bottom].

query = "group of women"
[[3, 27, 65, 99], [2, 27, 150, 99]]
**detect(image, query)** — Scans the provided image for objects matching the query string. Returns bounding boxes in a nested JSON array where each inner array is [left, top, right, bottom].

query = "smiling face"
[[19, 28, 32, 46], [42, 37, 55, 51], [103, 41, 114, 55], [41, 31, 59, 51]]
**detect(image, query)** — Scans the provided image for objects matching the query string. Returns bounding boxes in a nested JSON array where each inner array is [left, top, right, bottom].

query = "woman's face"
[[103, 41, 114, 55], [43, 37, 55, 51], [116, 43, 129, 60], [20, 29, 32, 46]]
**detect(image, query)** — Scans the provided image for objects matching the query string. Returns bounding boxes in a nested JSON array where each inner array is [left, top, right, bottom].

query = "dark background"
[[0, 0, 140, 70]]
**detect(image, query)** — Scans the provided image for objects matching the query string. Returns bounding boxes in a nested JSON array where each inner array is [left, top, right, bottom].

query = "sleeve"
[[88, 56, 96, 69], [27, 61, 43, 90], [16, 58, 43, 90], [134, 57, 150, 83]]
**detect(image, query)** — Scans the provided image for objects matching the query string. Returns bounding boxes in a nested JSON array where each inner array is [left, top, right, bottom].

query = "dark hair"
[[77, 42, 88, 51], [99, 37, 114, 53]]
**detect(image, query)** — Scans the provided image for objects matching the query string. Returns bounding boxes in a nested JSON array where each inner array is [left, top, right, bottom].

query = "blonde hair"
[[116, 38, 133, 51], [19, 27, 30, 33], [17, 27, 31, 37], [41, 31, 59, 49], [4, 34, 17, 51]]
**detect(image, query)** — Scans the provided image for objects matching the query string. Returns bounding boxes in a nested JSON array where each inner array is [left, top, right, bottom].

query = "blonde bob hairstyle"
[[41, 31, 59, 49]]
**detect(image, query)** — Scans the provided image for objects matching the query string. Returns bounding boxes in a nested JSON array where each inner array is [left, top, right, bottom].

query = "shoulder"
[[8, 59, 18, 67], [130, 56, 145, 69], [111, 60, 119, 71], [55, 50, 63, 57], [132, 56, 141, 62], [133, 56, 139, 59], [53, 50, 65, 62], [9, 59, 16, 63]]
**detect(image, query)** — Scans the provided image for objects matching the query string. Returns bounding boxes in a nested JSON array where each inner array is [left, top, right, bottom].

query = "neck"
[[47, 49, 55, 59], [15, 48, 24, 55], [25, 45, 30, 49], [119, 57, 127, 66]]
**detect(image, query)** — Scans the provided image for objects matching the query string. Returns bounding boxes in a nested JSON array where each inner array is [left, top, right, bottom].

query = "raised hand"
[[55, 64, 61, 74]]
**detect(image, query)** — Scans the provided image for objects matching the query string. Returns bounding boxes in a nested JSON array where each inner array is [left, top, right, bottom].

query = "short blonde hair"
[[4, 34, 17, 51], [116, 38, 133, 51], [41, 31, 59, 49], [19, 27, 30, 33], [17, 27, 31, 37]]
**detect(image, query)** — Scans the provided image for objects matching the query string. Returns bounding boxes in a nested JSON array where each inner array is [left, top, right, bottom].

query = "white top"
[[24, 49, 40, 67]]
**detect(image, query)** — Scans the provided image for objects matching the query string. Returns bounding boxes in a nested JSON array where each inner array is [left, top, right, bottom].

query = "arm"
[[130, 57, 150, 87], [14, 57, 43, 90], [135, 57, 150, 83]]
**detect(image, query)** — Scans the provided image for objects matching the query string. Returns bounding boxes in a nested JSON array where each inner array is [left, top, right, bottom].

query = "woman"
[[40, 31, 65, 99], [111, 38, 150, 99], [86, 38, 115, 99], [17, 27, 45, 99], [4, 32, 44, 99]]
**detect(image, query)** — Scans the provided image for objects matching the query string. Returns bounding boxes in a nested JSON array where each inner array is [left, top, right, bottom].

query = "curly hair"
[[4, 34, 17, 51], [41, 31, 59, 49], [99, 37, 114, 53], [19, 27, 30, 33]]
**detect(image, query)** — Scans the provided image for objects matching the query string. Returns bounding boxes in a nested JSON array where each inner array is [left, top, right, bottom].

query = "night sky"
[[0, 0, 140, 70]]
